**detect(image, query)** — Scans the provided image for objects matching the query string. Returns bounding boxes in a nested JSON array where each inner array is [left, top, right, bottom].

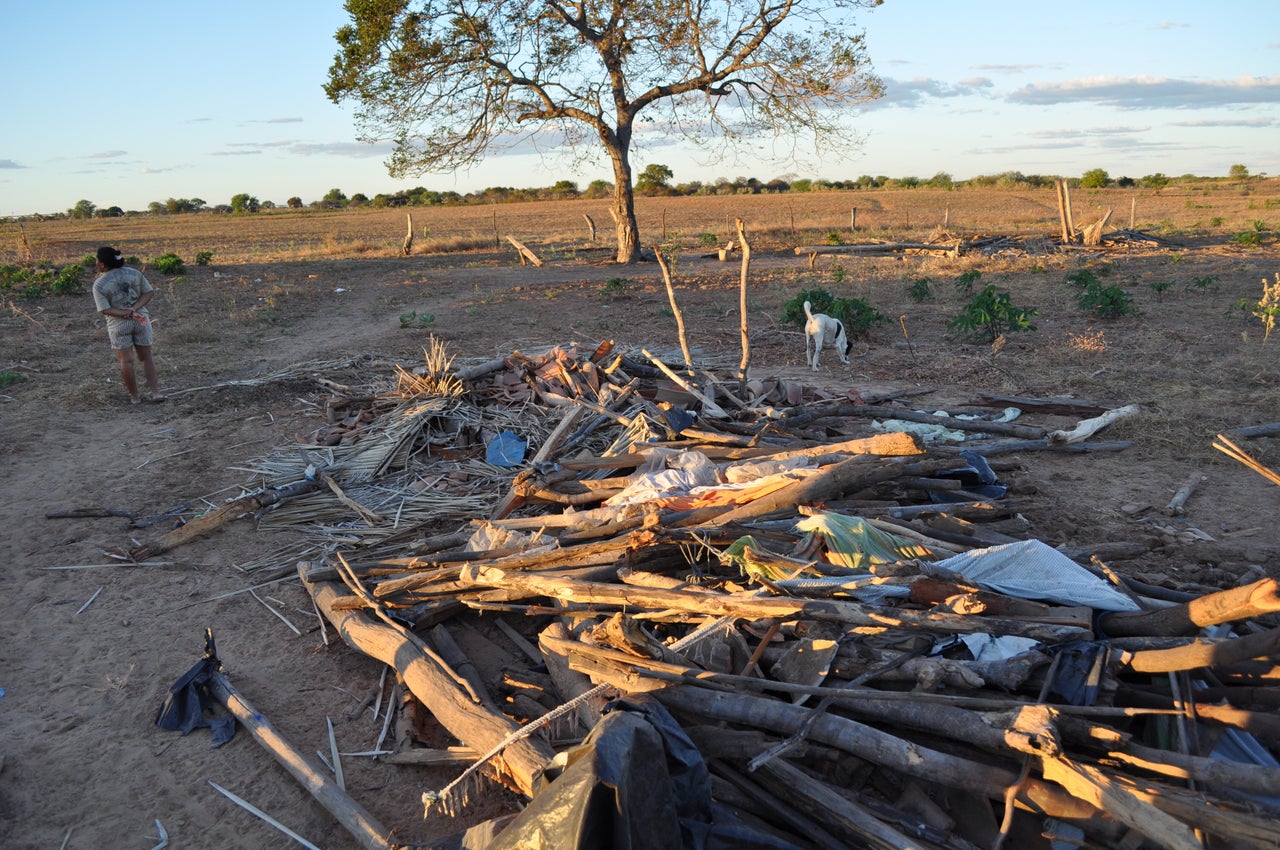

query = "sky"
[[2, 1, 1278, 217]]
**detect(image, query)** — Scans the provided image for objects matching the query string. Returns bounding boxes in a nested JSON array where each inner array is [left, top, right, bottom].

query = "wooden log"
[[972, 393, 1107, 417], [658, 686, 1101, 823], [1101, 578, 1280, 637], [505, 235, 543, 267], [1039, 755, 1200, 850], [302, 574, 553, 797], [837, 403, 1048, 440], [754, 758, 932, 850], [207, 672, 393, 850], [128, 478, 322, 560], [1121, 624, 1280, 672], [1048, 404, 1140, 445], [792, 241, 964, 256], [537, 622, 605, 730], [463, 567, 1092, 641]]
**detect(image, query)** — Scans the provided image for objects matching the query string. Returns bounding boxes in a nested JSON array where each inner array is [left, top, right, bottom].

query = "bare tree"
[[325, 0, 884, 263]]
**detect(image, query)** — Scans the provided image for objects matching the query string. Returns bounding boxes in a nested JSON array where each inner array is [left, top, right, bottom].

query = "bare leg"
[[135, 345, 161, 396], [115, 348, 140, 403]]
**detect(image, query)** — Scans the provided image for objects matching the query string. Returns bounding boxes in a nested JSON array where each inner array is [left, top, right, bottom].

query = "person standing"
[[92, 246, 166, 404]]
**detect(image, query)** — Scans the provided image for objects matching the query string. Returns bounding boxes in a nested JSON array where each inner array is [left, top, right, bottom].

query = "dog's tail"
[[803, 300, 815, 321], [837, 320, 852, 356]]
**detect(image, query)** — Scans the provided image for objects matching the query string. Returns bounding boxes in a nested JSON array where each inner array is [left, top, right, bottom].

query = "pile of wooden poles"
[[262, 344, 1280, 850]]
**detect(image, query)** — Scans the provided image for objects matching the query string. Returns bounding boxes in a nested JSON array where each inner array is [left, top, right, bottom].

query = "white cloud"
[[1007, 75, 1280, 109]]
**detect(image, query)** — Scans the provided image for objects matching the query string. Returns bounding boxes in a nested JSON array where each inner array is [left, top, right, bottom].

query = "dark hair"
[[96, 246, 125, 269]]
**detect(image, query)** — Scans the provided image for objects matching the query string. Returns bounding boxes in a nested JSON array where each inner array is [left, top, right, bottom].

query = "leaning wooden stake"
[[653, 244, 694, 371], [505, 236, 543, 267], [207, 672, 394, 850], [735, 217, 751, 395], [402, 212, 414, 256]]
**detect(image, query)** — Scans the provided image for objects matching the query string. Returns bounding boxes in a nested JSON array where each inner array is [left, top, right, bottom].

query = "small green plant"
[[1209, 216, 1224, 228], [823, 230, 845, 246], [600, 277, 631, 297], [1148, 279, 1175, 301], [0, 370, 21, 391], [948, 285, 1037, 342], [0, 262, 85, 298], [1185, 275, 1219, 294], [830, 262, 847, 287], [781, 289, 839, 325], [1252, 219, 1267, 232], [907, 277, 934, 302], [1070, 269, 1136, 318], [194, 251, 214, 266], [399, 310, 436, 329], [953, 269, 982, 296], [50, 264, 85, 296], [838, 297, 888, 339], [1232, 231, 1261, 247], [697, 232, 718, 247], [150, 253, 186, 274]]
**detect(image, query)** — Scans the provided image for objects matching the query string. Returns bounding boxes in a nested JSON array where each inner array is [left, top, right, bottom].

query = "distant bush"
[[781, 288, 886, 339], [150, 253, 186, 274], [0, 262, 84, 298], [194, 251, 214, 266]]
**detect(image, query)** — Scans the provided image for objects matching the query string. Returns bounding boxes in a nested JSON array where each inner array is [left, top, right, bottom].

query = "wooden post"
[[1130, 196, 1136, 229], [402, 212, 414, 256], [1055, 180, 1072, 244], [850, 207, 857, 230], [208, 672, 394, 850], [492, 208, 499, 248], [583, 213, 596, 243], [735, 217, 751, 395]]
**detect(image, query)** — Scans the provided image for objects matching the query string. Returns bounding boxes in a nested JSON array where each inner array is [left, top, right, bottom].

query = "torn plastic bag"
[[155, 629, 236, 747], [930, 449, 1007, 503], [928, 538, 1141, 612], [466, 696, 800, 850]]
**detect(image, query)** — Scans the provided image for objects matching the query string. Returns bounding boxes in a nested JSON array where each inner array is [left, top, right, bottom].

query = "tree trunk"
[[606, 135, 641, 263]]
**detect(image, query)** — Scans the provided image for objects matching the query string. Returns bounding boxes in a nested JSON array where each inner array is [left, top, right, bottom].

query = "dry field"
[[2, 182, 1279, 848]]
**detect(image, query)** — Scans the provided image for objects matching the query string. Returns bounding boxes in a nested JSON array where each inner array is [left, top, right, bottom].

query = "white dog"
[[803, 300, 851, 371]]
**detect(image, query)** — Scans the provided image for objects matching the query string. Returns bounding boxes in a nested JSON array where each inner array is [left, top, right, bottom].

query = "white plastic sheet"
[[929, 538, 1141, 612]]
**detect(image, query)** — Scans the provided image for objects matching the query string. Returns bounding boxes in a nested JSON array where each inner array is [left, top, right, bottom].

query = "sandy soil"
[[2, 238, 1278, 849]]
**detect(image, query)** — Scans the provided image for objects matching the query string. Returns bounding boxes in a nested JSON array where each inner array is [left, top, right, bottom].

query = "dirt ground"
[[2, 233, 1279, 848]]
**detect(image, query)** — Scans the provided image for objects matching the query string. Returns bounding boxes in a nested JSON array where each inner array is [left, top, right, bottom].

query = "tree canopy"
[[325, 0, 884, 262]]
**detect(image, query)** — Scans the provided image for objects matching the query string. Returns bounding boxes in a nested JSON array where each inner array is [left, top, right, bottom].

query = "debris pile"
[[148, 340, 1280, 850]]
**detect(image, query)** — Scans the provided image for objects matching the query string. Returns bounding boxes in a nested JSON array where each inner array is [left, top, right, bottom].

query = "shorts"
[[107, 316, 155, 350]]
